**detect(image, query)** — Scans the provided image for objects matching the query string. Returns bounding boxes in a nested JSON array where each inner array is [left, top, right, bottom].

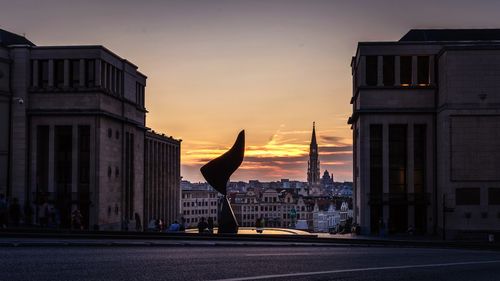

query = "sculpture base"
[[218, 196, 239, 234]]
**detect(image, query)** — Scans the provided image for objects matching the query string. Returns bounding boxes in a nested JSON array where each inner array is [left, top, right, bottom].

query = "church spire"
[[311, 121, 317, 147], [307, 122, 320, 188]]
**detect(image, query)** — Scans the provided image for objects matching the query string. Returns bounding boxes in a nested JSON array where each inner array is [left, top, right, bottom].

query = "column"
[[48, 126, 55, 193], [71, 125, 78, 193], [411, 56, 418, 86], [429, 56, 435, 85], [377, 56, 383, 86], [395, 56, 401, 86], [382, 123, 389, 225], [79, 59, 85, 88], [32, 60, 39, 88], [48, 60, 54, 88], [95, 59, 101, 87], [407, 123, 415, 228], [359, 56, 366, 86], [63, 59, 70, 88]]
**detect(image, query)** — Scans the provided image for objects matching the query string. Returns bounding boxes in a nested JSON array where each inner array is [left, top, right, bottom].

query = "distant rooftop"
[[0, 29, 35, 47], [400, 29, 500, 42]]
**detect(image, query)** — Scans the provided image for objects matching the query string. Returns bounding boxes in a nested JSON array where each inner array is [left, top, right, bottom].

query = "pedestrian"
[[168, 220, 180, 232], [255, 216, 263, 234], [179, 217, 186, 232], [134, 213, 142, 232], [71, 209, 83, 230], [0, 194, 7, 229], [148, 218, 157, 232], [9, 198, 22, 227], [207, 217, 214, 234], [38, 199, 49, 228], [197, 217, 209, 234]]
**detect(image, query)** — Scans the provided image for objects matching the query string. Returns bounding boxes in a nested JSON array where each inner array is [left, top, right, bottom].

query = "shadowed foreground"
[[1, 246, 500, 280]]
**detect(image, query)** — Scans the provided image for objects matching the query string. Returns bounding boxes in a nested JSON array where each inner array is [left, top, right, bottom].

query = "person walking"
[[207, 217, 214, 234], [0, 194, 7, 229], [134, 213, 142, 232], [9, 198, 22, 227], [256, 216, 263, 234], [197, 217, 209, 234]]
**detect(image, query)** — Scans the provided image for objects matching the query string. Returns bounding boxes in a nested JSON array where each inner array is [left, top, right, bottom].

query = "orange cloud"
[[181, 127, 352, 182]]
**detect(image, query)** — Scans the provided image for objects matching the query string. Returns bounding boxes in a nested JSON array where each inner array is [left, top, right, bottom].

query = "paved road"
[[1, 246, 500, 280]]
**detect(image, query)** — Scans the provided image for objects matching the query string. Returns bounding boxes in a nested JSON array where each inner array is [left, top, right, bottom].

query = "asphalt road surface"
[[1, 245, 500, 281]]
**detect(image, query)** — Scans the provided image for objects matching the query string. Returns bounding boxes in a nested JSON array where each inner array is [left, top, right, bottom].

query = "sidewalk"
[[0, 228, 499, 250]]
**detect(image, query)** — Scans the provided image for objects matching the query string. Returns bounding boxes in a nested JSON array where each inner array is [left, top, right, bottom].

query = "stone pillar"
[[71, 125, 78, 193], [32, 60, 39, 88], [377, 56, 383, 86], [79, 59, 85, 88], [429, 56, 435, 85], [63, 59, 70, 88], [395, 56, 401, 86], [382, 123, 389, 226], [9, 47, 30, 206], [411, 56, 418, 85], [48, 125, 55, 193], [95, 59, 101, 87], [48, 60, 54, 88], [359, 56, 366, 87], [407, 123, 415, 228]]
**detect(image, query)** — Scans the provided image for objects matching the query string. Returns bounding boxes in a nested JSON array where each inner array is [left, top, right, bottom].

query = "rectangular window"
[[86, 60, 95, 87], [383, 56, 395, 86], [456, 188, 480, 205], [38, 60, 49, 88], [365, 56, 378, 86], [417, 56, 430, 85], [54, 60, 65, 88], [400, 56, 412, 85], [488, 188, 500, 205], [36, 126, 50, 194], [414, 125, 426, 194], [389, 125, 407, 194], [70, 60, 80, 88]]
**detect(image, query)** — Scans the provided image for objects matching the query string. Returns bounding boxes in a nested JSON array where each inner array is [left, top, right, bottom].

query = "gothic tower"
[[307, 122, 320, 187]]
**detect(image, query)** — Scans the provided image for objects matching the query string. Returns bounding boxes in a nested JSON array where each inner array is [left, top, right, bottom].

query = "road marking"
[[213, 260, 500, 281], [245, 253, 313, 257]]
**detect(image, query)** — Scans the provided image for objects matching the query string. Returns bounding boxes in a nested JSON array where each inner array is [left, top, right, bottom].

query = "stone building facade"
[[349, 29, 500, 238], [144, 131, 181, 228], [231, 188, 311, 228], [181, 188, 220, 228], [0, 29, 180, 230]]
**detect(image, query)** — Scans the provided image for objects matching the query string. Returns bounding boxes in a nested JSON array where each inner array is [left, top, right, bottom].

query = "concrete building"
[[0, 29, 180, 230], [144, 130, 181, 228], [349, 29, 500, 238]]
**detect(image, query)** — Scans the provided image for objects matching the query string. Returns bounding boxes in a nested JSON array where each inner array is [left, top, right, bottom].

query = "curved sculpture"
[[200, 130, 245, 234]]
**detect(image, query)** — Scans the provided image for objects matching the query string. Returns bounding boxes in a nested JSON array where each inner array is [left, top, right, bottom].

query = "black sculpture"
[[200, 130, 245, 234]]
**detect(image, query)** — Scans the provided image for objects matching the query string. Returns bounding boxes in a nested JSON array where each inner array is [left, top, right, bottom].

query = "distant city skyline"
[[4, 0, 500, 182]]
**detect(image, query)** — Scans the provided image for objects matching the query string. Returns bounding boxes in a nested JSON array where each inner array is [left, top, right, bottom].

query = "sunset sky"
[[3, 0, 500, 182]]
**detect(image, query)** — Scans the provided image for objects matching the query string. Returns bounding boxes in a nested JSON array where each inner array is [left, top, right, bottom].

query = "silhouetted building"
[[0, 29, 180, 230], [144, 131, 181, 228], [349, 29, 500, 238], [307, 123, 321, 195]]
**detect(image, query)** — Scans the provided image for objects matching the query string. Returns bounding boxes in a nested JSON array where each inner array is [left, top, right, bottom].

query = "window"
[[365, 56, 378, 86], [70, 60, 80, 88], [86, 60, 95, 87], [489, 188, 500, 205], [389, 125, 407, 194], [54, 60, 65, 88], [417, 56, 429, 85], [400, 56, 412, 85], [456, 188, 480, 205], [383, 56, 395, 86], [38, 60, 49, 88]]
